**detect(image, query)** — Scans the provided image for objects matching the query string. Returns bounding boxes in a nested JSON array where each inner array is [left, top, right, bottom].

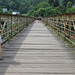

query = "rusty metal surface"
[[0, 14, 34, 44], [42, 13, 75, 45]]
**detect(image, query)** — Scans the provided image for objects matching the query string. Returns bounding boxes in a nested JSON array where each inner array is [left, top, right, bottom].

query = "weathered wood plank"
[[0, 20, 75, 75]]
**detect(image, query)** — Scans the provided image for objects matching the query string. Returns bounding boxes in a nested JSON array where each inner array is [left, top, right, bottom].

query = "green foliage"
[[44, 7, 55, 16], [0, 0, 74, 17], [33, 7, 58, 17], [62, 0, 74, 7], [54, 0, 59, 7], [67, 8, 75, 13], [0, 0, 48, 14], [66, 1, 73, 9], [37, 2, 50, 9], [48, 0, 55, 6], [28, 0, 75, 17], [55, 5, 66, 14], [7, 9, 13, 13], [0, 7, 2, 13], [66, 1, 75, 13], [37, 8, 46, 17]]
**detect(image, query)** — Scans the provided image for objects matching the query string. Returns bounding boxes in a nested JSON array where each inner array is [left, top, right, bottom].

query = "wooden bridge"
[[0, 13, 75, 75]]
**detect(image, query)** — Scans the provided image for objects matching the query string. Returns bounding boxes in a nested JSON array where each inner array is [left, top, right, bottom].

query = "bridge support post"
[[0, 30, 2, 59]]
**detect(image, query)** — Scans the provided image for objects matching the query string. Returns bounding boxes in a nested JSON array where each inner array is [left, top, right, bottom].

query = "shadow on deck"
[[0, 20, 75, 75]]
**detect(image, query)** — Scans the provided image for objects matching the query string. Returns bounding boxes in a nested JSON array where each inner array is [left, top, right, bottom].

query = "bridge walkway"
[[0, 20, 75, 75]]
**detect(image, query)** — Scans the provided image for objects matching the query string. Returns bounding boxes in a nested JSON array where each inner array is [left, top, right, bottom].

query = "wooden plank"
[[0, 20, 75, 75]]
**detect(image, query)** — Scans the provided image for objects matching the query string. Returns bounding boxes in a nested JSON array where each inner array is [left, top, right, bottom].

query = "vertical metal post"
[[17, 16, 19, 32], [11, 15, 12, 38], [0, 14, 2, 59], [7, 15, 9, 41], [0, 31, 2, 59]]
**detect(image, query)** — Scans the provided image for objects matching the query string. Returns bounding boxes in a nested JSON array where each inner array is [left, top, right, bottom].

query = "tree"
[[66, 8, 75, 13], [66, 1, 73, 9], [33, 11, 39, 17], [0, 0, 49, 15], [0, 7, 2, 13], [66, 1, 73, 13], [37, 2, 50, 9], [10, 1, 17, 10], [19, 2, 26, 13], [8, 9, 13, 13], [48, 0, 55, 6], [55, 5, 66, 14], [45, 7, 57, 16], [63, 0, 74, 7], [37, 8, 46, 17], [54, 0, 60, 7]]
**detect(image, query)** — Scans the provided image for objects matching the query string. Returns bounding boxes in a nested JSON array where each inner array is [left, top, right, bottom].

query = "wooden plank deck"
[[0, 20, 75, 75]]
